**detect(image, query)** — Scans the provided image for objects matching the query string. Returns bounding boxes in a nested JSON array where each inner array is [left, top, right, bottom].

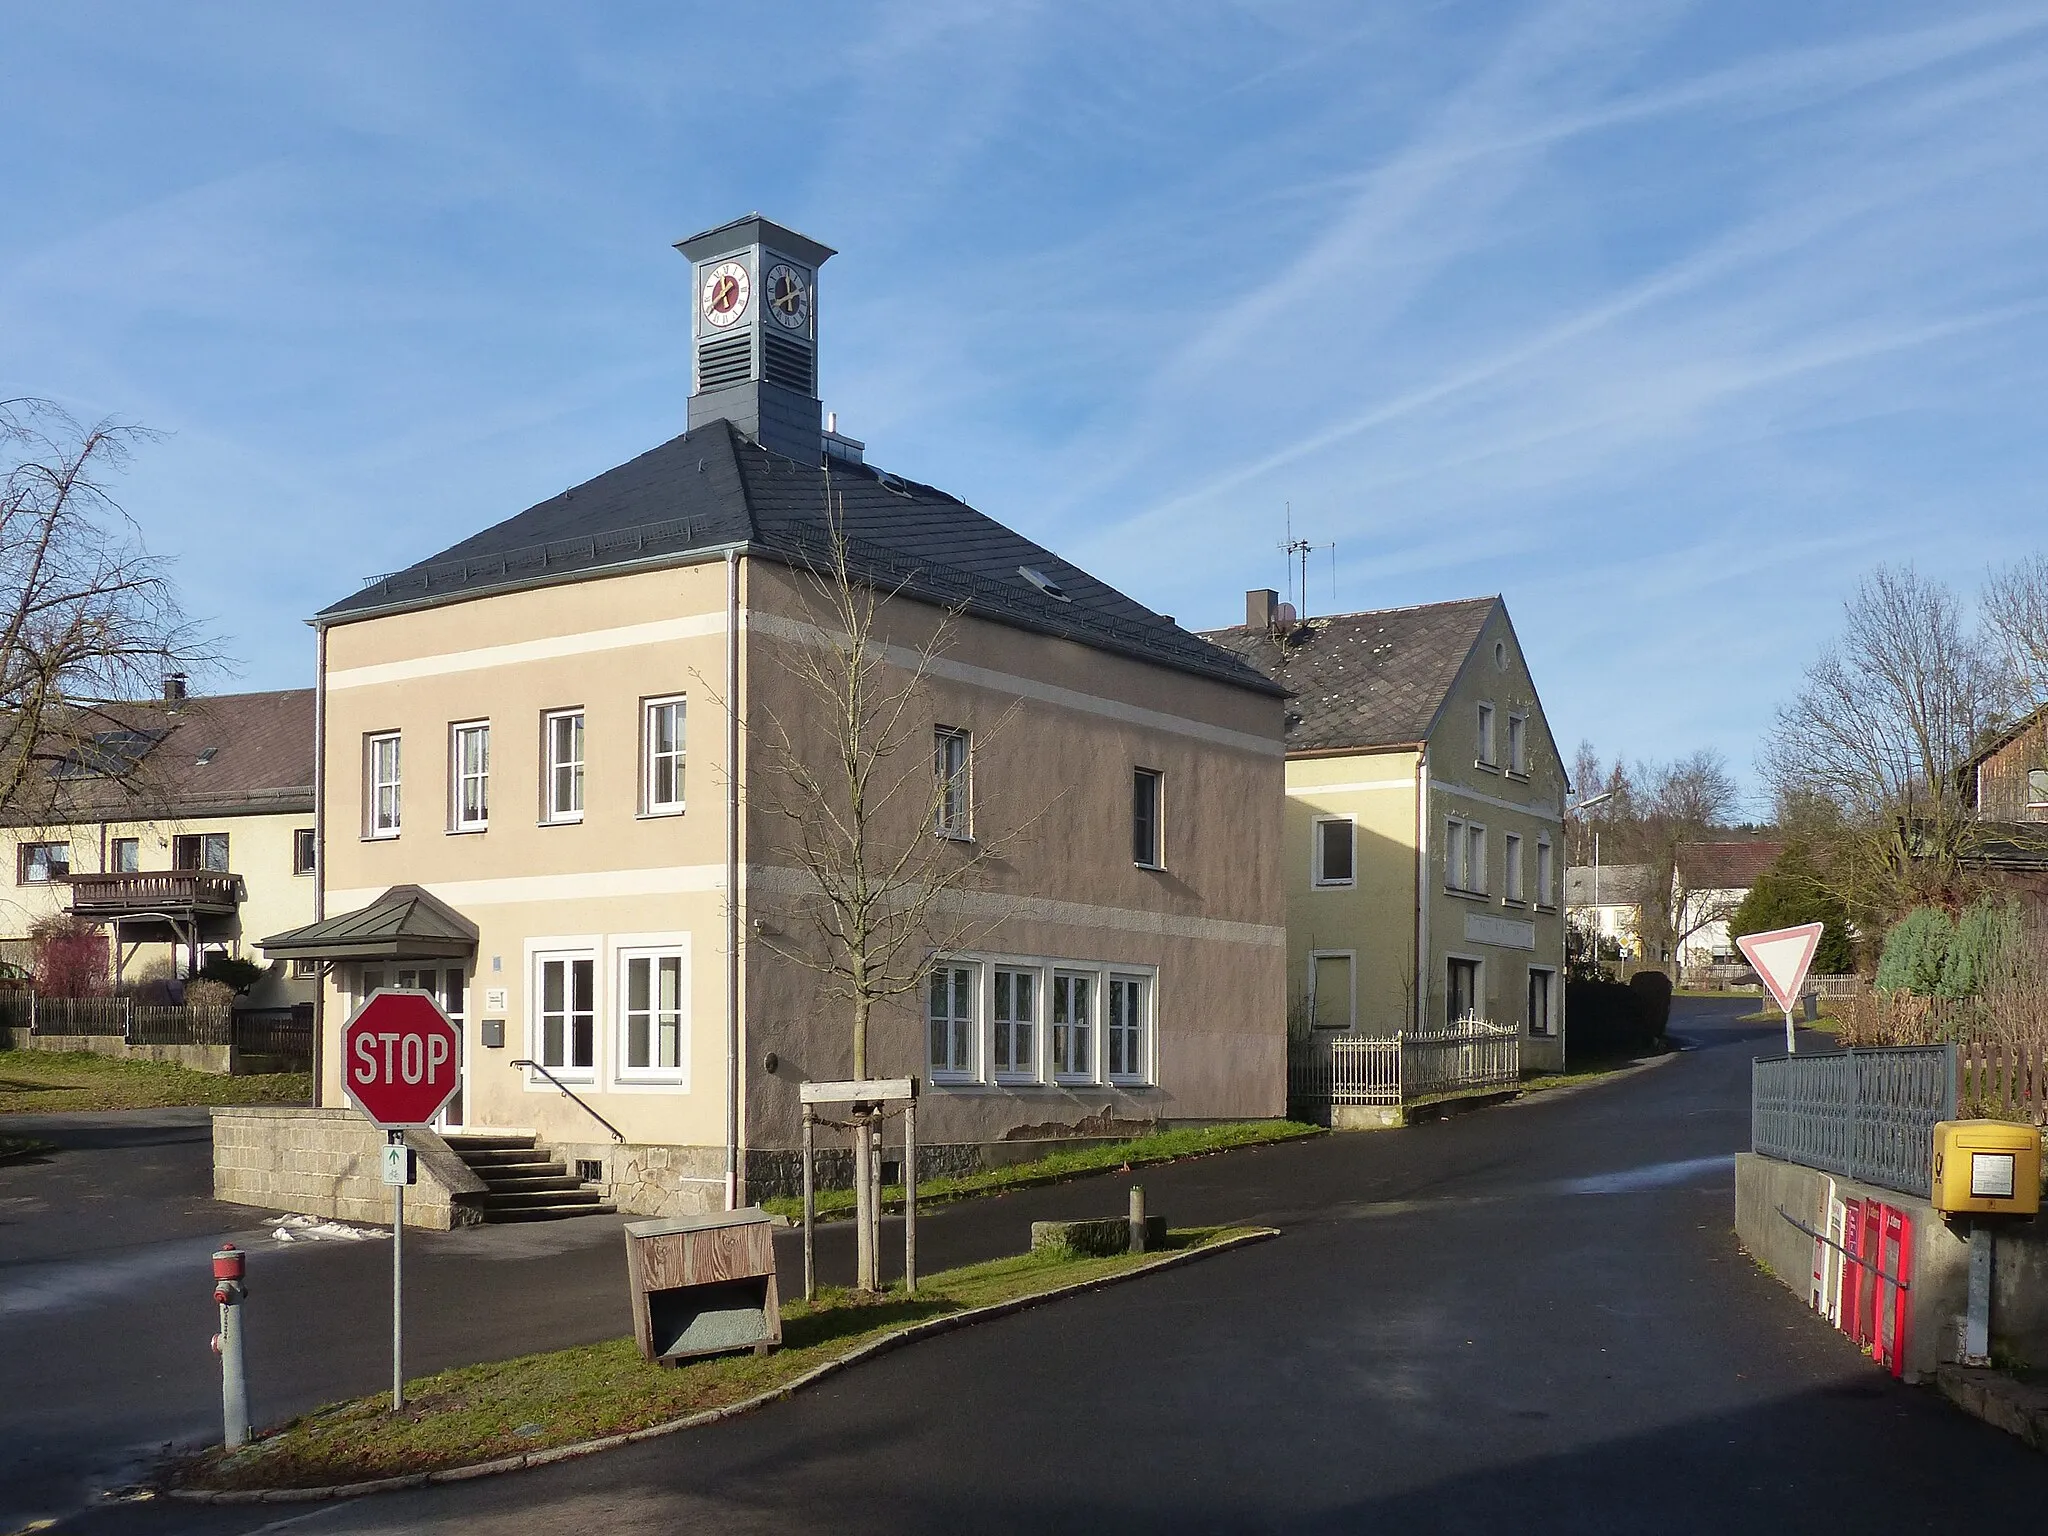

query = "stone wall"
[[19, 1032, 236, 1074], [1736, 1151, 2048, 1380], [212, 1106, 487, 1229], [550, 1139, 727, 1219], [742, 1134, 1151, 1203]]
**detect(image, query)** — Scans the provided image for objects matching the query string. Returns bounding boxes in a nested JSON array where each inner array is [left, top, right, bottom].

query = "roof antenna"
[[1278, 502, 1333, 624]]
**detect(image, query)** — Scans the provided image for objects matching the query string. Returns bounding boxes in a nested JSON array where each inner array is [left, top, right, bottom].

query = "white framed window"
[[290, 957, 320, 980], [533, 951, 597, 1080], [1106, 972, 1151, 1083], [1446, 818, 1486, 893], [543, 710, 584, 824], [1309, 951, 1354, 1030], [617, 945, 688, 1083], [992, 966, 1039, 1082], [928, 961, 978, 1080], [1504, 833, 1524, 904], [366, 732, 401, 838], [1132, 768, 1163, 868], [934, 727, 971, 839], [642, 695, 686, 815], [1507, 713, 1528, 776], [1476, 703, 1497, 767], [1528, 966, 1556, 1037], [1467, 823, 1488, 894], [451, 721, 490, 832], [1050, 971, 1095, 1083], [1447, 955, 1482, 1026], [1313, 817, 1355, 887], [1446, 816, 1466, 890], [292, 828, 315, 876], [2029, 768, 2048, 807], [1536, 837, 1555, 907]]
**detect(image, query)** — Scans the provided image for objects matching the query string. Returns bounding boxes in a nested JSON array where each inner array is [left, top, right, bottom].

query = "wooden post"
[[801, 1104, 816, 1303], [903, 1092, 917, 1294]]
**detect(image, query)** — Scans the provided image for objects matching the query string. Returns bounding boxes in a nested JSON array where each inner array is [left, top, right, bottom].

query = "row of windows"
[[934, 726, 1166, 869], [364, 697, 686, 840], [1308, 815, 1556, 907], [1308, 951, 1557, 1035], [527, 946, 690, 1084], [927, 955, 1157, 1087], [1475, 702, 1531, 777], [15, 830, 317, 885]]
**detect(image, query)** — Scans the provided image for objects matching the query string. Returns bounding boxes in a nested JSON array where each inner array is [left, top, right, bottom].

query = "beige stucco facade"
[[309, 552, 1288, 1210], [1282, 605, 1568, 1071]]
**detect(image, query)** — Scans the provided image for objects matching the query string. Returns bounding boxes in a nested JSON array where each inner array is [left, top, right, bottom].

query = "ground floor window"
[[928, 962, 977, 1081], [1050, 971, 1094, 1081], [930, 953, 1157, 1088], [1107, 973, 1149, 1081], [534, 953, 596, 1079], [992, 967, 1037, 1081], [1447, 957, 1481, 1026], [1527, 966, 1555, 1037], [619, 948, 686, 1080]]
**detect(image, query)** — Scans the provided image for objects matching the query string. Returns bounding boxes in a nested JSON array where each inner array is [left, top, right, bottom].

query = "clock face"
[[764, 262, 811, 332], [700, 259, 750, 329]]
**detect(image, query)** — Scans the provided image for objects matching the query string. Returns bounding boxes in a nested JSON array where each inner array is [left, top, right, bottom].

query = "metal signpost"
[[341, 988, 460, 1413], [1737, 921, 1825, 1055]]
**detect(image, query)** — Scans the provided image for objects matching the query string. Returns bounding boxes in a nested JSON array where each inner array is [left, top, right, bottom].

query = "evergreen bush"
[[1873, 907, 1954, 995], [1938, 896, 2024, 1000]]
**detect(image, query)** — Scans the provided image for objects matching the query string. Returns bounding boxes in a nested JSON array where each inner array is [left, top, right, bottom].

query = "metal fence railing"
[[1289, 1019, 1521, 1110], [1751, 1045, 1956, 1197]]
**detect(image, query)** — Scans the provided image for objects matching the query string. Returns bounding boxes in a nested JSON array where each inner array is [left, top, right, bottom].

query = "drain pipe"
[[311, 621, 328, 1106], [724, 549, 742, 1211]]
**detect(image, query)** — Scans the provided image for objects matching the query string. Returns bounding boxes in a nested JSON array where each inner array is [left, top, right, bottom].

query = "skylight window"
[[50, 728, 167, 779], [1019, 566, 1069, 602]]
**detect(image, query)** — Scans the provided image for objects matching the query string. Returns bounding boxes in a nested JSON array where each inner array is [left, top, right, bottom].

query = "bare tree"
[[746, 492, 1028, 1290], [1626, 751, 1740, 966], [1761, 565, 2000, 922], [1, 398, 209, 825]]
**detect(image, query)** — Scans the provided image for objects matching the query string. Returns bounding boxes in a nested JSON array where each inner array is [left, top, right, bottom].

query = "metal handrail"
[[509, 1058, 625, 1143]]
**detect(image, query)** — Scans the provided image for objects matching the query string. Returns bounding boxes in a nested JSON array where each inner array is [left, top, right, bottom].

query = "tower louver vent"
[[762, 330, 814, 394], [696, 332, 752, 391]]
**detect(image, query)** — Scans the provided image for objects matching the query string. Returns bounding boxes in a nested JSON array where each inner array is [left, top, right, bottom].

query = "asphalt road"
[[14, 1000, 2042, 1533]]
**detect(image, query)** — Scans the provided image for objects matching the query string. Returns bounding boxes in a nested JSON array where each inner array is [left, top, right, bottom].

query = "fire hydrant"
[[211, 1242, 249, 1448]]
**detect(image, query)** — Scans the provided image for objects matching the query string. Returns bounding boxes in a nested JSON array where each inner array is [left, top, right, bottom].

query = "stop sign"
[[342, 989, 461, 1128]]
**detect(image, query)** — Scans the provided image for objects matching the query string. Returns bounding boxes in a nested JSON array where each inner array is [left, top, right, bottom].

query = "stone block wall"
[[212, 1106, 487, 1230], [550, 1139, 727, 1219]]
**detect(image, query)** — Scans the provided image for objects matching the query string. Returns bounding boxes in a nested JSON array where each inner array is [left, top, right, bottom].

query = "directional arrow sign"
[[1737, 922, 1825, 1018]]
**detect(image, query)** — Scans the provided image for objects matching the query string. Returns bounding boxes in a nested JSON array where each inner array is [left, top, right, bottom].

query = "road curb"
[[1936, 1363, 2048, 1453], [164, 1226, 1281, 1505]]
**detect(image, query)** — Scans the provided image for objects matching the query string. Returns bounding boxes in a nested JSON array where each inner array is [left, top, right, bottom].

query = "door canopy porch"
[[260, 885, 477, 963]]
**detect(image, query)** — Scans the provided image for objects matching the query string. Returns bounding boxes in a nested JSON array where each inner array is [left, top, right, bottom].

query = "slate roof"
[[1199, 598, 1498, 752], [4, 689, 313, 826], [1675, 841, 1782, 891], [321, 420, 1281, 698], [1564, 864, 1655, 907], [260, 884, 479, 960]]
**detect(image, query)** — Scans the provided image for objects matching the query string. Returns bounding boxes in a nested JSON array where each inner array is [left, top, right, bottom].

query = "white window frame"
[[1466, 822, 1488, 895], [1105, 970, 1155, 1085], [1476, 703, 1497, 768], [1527, 966, 1557, 1037], [934, 726, 972, 840], [2029, 768, 2048, 808], [542, 710, 585, 825], [927, 959, 979, 1082], [1446, 953, 1484, 1026], [991, 963, 1041, 1084], [1132, 767, 1164, 869], [366, 732, 402, 839], [641, 695, 687, 817], [1050, 969, 1098, 1084], [292, 828, 315, 877], [1446, 815, 1466, 890], [528, 942, 600, 1084], [450, 720, 490, 833], [1503, 832, 1524, 904], [1535, 837, 1555, 908], [613, 935, 690, 1088], [1507, 713, 1528, 777], [1307, 949, 1356, 1031], [1312, 816, 1356, 888]]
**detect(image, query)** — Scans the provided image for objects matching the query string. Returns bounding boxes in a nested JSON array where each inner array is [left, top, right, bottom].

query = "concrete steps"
[[442, 1132, 615, 1223]]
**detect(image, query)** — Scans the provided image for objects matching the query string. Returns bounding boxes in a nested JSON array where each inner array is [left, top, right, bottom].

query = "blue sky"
[[6, 3, 2047, 813]]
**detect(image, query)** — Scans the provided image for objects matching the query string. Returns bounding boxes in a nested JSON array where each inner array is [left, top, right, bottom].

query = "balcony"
[[67, 870, 244, 920]]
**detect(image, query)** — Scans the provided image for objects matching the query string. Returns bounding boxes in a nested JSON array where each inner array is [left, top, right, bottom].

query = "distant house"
[[0, 683, 316, 1006], [1958, 708, 2048, 907], [1563, 863, 1652, 960], [1672, 840, 1783, 976], [1203, 591, 1568, 1070]]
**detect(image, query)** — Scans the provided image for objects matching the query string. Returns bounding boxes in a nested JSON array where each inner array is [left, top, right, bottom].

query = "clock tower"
[[675, 214, 836, 463]]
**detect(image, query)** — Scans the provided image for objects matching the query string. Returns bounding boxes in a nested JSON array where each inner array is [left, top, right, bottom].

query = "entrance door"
[[392, 965, 468, 1129]]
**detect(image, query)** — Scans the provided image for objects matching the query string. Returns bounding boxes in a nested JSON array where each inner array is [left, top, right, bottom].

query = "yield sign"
[[342, 989, 461, 1129], [1737, 923, 1825, 1015]]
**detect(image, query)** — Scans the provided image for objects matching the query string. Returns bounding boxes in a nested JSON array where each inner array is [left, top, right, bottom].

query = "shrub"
[[183, 978, 237, 1011], [197, 954, 266, 994], [1873, 906, 1954, 995], [29, 916, 108, 997], [1938, 896, 2024, 1000]]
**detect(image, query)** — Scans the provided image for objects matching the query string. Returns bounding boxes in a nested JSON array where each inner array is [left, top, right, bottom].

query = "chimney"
[[163, 674, 188, 709], [1246, 589, 1279, 629]]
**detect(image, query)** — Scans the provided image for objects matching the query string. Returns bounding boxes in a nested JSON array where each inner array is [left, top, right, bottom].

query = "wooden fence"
[[1960, 1040, 2048, 1126], [0, 993, 312, 1069]]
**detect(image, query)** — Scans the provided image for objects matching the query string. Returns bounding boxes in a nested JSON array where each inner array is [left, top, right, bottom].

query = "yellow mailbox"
[[1932, 1120, 2043, 1216]]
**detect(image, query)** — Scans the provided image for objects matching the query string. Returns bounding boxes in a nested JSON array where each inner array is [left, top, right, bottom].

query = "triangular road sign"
[[1737, 922, 1825, 1014]]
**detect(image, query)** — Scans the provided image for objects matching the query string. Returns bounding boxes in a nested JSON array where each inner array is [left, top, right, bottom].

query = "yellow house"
[[243, 216, 1289, 1224], [0, 683, 316, 1008], [1204, 592, 1568, 1071]]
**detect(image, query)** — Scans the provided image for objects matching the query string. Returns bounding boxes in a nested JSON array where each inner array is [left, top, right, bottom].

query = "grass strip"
[[176, 1226, 1264, 1493], [0, 1050, 310, 1113], [761, 1119, 1321, 1224]]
